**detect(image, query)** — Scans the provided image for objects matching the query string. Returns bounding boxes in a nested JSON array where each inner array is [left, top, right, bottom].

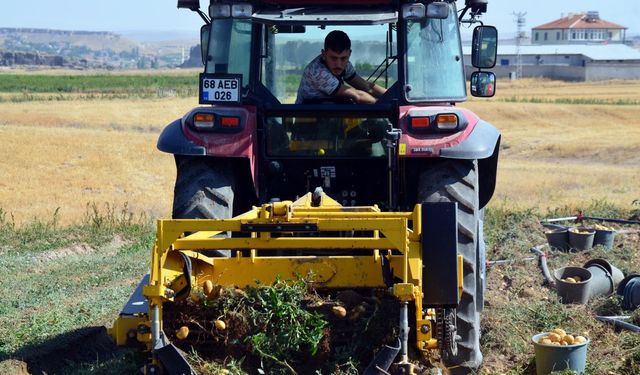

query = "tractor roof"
[[253, 5, 398, 25], [257, 0, 394, 5]]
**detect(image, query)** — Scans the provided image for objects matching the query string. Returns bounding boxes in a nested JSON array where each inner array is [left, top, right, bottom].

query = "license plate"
[[199, 74, 242, 104]]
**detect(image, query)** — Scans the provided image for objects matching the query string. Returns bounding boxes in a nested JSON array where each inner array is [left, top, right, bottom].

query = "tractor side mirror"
[[471, 25, 498, 69], [200, 24, 210, 65], [470, 71, 496, 97]]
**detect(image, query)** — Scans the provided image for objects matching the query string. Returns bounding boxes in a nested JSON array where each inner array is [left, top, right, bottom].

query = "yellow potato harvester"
[[108, 191, 463, 374]]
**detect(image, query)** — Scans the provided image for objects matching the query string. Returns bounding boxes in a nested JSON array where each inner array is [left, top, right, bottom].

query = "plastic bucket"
[[545, 229, 569, 251], [553, 267, 592, 304], [583, 263, 614, 299], [583, 258, 624, 287], [617, 274, 640, 310], [532, 332, 590, 375], [593, 229, 616, 249], [569, 227, 595, 251]]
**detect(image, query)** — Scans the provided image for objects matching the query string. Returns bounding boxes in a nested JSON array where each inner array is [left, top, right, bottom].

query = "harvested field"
[[1, 77, 638, 224]]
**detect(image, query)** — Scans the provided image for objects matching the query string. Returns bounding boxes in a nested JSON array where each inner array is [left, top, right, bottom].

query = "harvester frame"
[[110, 192, 463, 373]]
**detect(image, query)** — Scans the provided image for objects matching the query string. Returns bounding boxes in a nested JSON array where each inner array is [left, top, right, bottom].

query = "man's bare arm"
[[335, 85, 377, 104], [347, 75, 387, 98]]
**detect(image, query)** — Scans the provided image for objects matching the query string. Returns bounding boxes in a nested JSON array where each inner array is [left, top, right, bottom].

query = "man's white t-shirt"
[[295, 55, 356, 104]]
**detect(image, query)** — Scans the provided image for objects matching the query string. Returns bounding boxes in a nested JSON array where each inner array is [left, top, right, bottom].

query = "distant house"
[[531, 11, 627, 45]]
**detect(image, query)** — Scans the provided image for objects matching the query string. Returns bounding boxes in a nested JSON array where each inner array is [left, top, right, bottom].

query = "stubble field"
[[1, 73, 638, 225]]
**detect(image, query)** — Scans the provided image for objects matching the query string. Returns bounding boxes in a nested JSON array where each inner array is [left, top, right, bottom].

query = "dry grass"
[[0, 78, 639, 225], [485, 78, 640, 102], [464, 78, 640, 210], [0, 97, 194, 131], [0, 121, 175, 225]]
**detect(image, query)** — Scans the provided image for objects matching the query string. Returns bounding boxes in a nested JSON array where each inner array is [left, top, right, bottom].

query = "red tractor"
[[128, 0, 499, 373]]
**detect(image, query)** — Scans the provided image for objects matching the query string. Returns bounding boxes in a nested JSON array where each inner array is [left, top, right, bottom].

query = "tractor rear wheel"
[[418, 159, 483, 374], [172, 155, 235, 256]]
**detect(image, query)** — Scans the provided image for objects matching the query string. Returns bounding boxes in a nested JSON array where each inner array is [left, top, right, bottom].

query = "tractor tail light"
[[436, 114, 459, 130], [221, 116, 240, 127], [194, 113, 215, 129], [189, 111, 244, 133], [410, 117, 430, 129], [407, 110, 467, 134]]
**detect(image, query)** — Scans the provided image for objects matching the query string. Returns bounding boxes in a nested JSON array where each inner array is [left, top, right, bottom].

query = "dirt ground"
[[0, 222, 640, 375]]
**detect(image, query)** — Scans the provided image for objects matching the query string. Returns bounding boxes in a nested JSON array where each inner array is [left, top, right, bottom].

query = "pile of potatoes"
[[561, 275, 583, 283], [537, 328, 588, 346], [569, 227, 594, 235], [594, 223, 615, 231]]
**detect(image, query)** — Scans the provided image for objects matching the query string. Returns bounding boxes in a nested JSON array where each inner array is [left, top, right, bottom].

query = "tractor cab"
[[190, 0, 495, 106]]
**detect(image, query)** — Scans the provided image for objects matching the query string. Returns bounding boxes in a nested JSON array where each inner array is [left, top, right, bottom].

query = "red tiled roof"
[[533, 13, 626, 30]]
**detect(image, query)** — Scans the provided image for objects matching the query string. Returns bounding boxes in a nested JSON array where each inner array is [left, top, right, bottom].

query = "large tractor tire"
[[172, 155, 235, 256], [417, 159, 483, 374]]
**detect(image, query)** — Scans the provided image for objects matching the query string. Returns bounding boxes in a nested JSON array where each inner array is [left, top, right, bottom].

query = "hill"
[[0, 27, 197, 69]]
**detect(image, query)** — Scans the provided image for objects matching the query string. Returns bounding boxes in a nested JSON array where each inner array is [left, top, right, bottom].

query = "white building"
[[531, 11, 627, 45]]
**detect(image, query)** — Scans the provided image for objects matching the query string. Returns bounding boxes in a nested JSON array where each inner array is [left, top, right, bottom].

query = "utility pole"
[[513, 11, 527, 80]]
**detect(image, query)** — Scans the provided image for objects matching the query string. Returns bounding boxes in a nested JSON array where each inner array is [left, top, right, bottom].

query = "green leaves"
[[222, 277, 326, 373]]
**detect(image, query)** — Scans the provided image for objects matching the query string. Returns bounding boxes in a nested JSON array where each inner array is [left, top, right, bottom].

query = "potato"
[[540, 338, 552, 345], [551, 328, 566, 337], [573, 276, 582, 282], [332, 306, 347, 318], [575, 335, 587, 344], [176, 326, 189, 340], [562, 335, 575, 345], [203, 280, 214, 296], [563, 277, 577, 283], [214, 319, 226, 331], [548, 332, 562, 342], [190, 291, 201, 303]]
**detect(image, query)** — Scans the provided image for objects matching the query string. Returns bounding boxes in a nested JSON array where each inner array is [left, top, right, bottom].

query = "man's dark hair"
[[324, 30, 351, 53]]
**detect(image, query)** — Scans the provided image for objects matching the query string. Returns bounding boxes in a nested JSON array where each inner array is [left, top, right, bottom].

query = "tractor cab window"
[[260, 24, 398, 104], [405, 3, 466, 101], [204, 19, 252, 91], [265, 116, 391, 157]]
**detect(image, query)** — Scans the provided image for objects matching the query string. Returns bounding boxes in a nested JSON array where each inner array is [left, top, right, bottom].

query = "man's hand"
[[348, 75, 387, 98], [336, 85, 378, 104]]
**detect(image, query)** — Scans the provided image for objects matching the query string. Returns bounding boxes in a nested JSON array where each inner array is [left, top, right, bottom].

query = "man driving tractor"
[[295, 30, 387, 104]]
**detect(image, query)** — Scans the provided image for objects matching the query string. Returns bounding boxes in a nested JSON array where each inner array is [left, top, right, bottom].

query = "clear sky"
[[0, 0, 638, 37]]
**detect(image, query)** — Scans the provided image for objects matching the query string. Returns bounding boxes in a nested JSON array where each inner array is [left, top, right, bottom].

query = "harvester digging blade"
[[363, 338, 401, 375], [156, 342, 196, 375]]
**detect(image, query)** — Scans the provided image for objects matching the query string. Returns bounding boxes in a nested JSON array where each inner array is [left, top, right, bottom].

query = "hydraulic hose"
[[595, 316, 640, 333], [530, 245, 555, 288]]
